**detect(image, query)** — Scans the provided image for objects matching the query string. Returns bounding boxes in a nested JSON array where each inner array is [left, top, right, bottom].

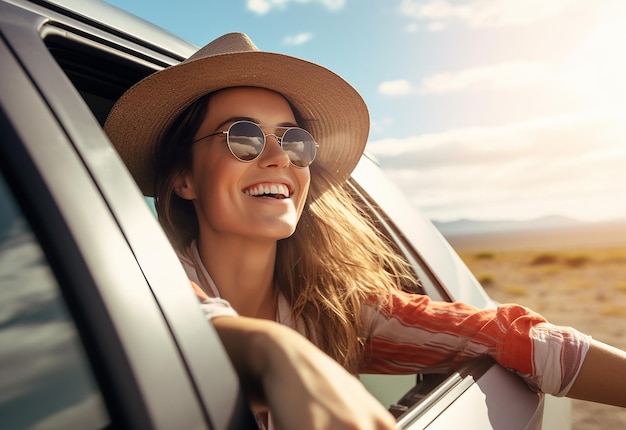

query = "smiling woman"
[[100, 28, 626, 430], [104, 32, 400, 429]]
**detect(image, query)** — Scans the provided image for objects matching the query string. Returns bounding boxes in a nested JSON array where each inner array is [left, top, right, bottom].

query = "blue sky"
[[105, 0, 626, 222]]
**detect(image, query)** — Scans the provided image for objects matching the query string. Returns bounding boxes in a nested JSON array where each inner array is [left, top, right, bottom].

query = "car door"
[[0, 1, 256, 428], [351, 156, 570, 429]]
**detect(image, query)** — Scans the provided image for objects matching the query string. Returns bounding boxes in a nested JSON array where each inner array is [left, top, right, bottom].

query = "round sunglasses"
[[192, 120, 318, 168]]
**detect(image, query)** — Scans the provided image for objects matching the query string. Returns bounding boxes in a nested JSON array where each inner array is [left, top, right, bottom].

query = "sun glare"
[[563, 3, 626, 128]]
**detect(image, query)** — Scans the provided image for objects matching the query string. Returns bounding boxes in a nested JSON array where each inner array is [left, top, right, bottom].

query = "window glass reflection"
[[0, 171, 109, 429]]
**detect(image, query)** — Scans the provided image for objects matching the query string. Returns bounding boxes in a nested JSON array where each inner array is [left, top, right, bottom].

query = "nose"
[[258, 134, 290, 168]]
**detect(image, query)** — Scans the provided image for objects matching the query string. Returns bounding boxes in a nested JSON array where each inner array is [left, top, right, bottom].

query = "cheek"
[[190, 154, 250, 216], [188, 145, 235, 194], [190, 167, 236, 232], [192, 163, 232, 204], [184, 163, 221, 221]]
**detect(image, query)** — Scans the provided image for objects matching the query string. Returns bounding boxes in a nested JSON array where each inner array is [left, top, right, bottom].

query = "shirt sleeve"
[[180, 251, 239, 321], [360, 289, 590, 396], [198, 297, 239, 320]]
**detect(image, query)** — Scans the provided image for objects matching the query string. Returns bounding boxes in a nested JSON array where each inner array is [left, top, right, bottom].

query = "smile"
[[244, 183, 291, 199]]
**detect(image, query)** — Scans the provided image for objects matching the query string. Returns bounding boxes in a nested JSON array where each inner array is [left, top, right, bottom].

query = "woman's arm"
[[212, 316, 397, 430], [566, 338, 626, 407]]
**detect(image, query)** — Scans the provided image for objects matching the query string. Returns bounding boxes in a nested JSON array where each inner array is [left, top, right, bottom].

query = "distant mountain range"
[[432, 215, 626, 237]]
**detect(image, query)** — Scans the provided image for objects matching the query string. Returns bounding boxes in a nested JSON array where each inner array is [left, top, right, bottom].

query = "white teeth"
[[245, 184, 289, 198]]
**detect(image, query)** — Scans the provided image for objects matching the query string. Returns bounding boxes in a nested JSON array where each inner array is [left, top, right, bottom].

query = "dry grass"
[[612, 282, 626, 293], [500, 285, 529, 296], [600, 305, 626, 317], [455, 245, 626, 429]]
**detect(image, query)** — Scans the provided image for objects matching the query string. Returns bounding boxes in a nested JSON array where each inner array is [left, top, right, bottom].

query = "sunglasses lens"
[[227, 121, 265, 161], [226, 121, 317, 167], [282, 128, 317, 168]]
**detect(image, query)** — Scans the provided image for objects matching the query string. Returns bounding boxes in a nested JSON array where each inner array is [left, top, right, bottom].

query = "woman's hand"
[[213, 316, 397, 430]]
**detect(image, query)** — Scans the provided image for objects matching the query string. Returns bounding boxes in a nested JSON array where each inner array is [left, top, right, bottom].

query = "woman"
[[105, 33, 626, 429]]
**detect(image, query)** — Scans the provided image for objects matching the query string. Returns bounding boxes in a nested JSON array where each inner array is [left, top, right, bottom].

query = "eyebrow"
[[214, 116, 299, 132]]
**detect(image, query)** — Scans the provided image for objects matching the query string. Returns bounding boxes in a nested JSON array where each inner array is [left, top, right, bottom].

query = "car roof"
[[13, 0, 197, 60]]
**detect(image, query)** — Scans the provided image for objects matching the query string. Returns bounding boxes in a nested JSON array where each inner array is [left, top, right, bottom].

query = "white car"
[[0, 0, 570, 428]]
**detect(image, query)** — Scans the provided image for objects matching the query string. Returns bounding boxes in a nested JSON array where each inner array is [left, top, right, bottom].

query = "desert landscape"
[[445, 222, 626, 429]]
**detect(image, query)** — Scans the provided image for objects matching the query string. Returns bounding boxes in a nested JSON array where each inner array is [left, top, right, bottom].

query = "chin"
[[276, 228, 298, 240], [267, 224, 298, 241]]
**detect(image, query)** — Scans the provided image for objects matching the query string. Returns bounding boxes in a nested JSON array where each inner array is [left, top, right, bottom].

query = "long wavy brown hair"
[[154, 89, 417, 373]]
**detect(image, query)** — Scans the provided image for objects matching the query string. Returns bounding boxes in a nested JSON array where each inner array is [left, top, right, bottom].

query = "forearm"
[[210, 315, 398, 430], [566, 338, 626, 407], [210, 316, 279, 406]]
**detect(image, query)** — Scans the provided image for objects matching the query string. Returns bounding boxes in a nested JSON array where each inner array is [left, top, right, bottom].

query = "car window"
[[348, 180, 449, 302], [44, 32, 159, 126], [0, 169, 110, 428]]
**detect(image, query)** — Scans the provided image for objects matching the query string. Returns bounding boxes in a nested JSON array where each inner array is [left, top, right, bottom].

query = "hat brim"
[[104, 50, 369, 196]]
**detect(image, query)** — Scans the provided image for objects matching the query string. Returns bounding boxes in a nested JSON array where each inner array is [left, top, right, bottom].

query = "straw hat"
[[104, 32, 369, 196]]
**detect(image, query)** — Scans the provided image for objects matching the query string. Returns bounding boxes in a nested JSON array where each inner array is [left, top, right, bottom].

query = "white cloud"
[[418, 62, 553, 94], [370, 117, 395, 135], [427, 21, 447, 32], [378, 79, 415, 96], [247, 0, 278, 14], [283, 33, 313, 45], [366, 113, 626, 221], [405, 23, 419, 32], [399, 0, 573, 29], [379, 62, 553, 97], [247, 0, 345, 14], [368, 113, 621, 169], [320, 0, 346, 10]]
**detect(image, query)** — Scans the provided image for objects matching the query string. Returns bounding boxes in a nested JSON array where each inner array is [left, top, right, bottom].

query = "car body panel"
[[400, 365, 543, 430], [1, 34, 208, 429], [3, 0, 197, 60], [1, 5, 249, 426]]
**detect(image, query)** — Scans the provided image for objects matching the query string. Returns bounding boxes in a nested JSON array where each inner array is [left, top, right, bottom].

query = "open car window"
[[44, 30, 161, 126], [37, 22, 530, 427], [41, 26, 463, 417]]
